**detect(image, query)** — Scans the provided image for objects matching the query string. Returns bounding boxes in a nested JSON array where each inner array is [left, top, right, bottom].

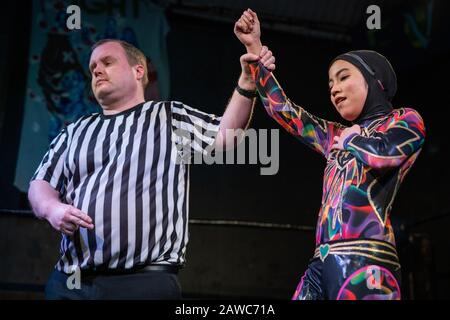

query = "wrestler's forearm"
[[250, 62, 301, 135], [343, 109, 426, 169], [245, 42, 262, 55], [251, 61, 341, 156]]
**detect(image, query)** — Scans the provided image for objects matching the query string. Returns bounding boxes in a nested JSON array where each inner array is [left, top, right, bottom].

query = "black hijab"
[[330, 50, 397, 124]]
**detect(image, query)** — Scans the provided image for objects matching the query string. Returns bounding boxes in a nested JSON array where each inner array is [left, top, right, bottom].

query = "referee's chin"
[[93, 90, 116, 108]]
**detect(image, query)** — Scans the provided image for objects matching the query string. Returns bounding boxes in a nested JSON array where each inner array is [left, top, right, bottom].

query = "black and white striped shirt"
[[31, 101, 221, 273]]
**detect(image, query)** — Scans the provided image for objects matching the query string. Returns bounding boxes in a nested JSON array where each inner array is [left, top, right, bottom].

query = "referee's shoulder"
[[143, 99, 185, 109], [152, 100, 185, 107], [148, 100, 189, 116], [67, 112, 100, 130]]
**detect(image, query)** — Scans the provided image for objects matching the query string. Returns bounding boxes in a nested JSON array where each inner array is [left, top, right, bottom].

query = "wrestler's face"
[[328, 60, 368, 121], [89, 42, 142, 105]]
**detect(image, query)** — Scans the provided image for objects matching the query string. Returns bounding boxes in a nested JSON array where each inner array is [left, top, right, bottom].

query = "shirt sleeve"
[[30, 127, 69, 192], [250, 61, 344, 158], [171, 101, 222, 156], [343, 108, 426, 169]]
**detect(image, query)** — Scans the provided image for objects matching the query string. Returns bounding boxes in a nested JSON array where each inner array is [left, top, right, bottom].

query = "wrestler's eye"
[[340, 75, 349, 81]]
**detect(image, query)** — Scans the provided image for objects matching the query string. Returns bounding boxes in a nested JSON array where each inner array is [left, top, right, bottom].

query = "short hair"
[[91, 39, 149, 89]]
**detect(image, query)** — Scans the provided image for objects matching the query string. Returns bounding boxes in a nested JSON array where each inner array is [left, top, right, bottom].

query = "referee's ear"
[[134, 64, 145, 83]]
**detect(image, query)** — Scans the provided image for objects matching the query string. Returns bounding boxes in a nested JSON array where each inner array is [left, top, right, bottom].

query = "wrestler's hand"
[[234, 8, 262, 55], [46, 202, 94, 236], [331, 125, 361, 151]]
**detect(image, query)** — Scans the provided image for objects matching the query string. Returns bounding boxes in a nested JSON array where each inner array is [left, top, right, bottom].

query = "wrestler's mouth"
[[335, 96, 346, 106]]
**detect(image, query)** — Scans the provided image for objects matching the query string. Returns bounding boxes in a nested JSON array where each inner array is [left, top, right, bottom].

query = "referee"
[[28, 39, 271, 299]]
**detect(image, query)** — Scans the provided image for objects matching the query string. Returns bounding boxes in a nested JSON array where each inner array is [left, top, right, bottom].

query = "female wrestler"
[[235, 9, 426, 299]]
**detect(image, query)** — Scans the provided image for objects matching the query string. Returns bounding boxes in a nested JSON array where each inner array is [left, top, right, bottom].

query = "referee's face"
[[89, 42, 141, 106]]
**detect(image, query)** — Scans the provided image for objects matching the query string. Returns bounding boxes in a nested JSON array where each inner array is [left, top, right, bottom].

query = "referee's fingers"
[[69, 208, 94, 229], [70, 207, 93, 224], [68, 215, 93, 229], [61, 222, 78, 236]]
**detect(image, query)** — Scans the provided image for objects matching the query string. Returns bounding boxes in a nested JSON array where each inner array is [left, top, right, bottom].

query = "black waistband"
[[75, 264, 179, 277]]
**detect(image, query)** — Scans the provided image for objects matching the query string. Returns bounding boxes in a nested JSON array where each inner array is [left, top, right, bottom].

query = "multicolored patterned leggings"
[[292, 239, 401, 300]]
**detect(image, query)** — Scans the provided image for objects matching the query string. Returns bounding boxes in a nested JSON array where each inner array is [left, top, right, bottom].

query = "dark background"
[[0, 0, 449, 299]]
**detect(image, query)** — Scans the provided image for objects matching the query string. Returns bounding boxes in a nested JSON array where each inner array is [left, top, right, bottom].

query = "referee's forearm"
[[216, 89, 255, 150], [28, 180, 61, 220], [224, 89, 255, 128]]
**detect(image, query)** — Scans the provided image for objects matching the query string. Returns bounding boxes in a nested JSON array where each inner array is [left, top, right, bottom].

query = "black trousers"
[[45, 268, 182, 300]]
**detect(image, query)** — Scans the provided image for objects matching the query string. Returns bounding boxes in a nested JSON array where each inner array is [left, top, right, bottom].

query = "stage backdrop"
[[14, 0, 170, 192]]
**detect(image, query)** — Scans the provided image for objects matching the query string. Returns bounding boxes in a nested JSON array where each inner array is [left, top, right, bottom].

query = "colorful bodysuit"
[[251, 62, 426, 300]]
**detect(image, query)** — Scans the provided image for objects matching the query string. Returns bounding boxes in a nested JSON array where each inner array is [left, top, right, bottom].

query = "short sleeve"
[[30, 127, 69, 193], [170, 101, 222, 156]]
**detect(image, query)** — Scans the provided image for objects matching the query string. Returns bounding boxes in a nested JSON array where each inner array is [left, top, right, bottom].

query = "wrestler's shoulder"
[[392, 107, 424, 122]]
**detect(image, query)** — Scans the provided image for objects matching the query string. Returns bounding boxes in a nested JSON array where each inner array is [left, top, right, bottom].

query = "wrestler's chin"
[[337, 105, 360, 122]]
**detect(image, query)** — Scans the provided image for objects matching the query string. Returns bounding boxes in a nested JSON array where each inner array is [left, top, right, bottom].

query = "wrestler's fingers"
[[235, 20, 245, 32], [248, 9, 259, 22], [241, 15, 252, 28], [243, 11, 254, 23]]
